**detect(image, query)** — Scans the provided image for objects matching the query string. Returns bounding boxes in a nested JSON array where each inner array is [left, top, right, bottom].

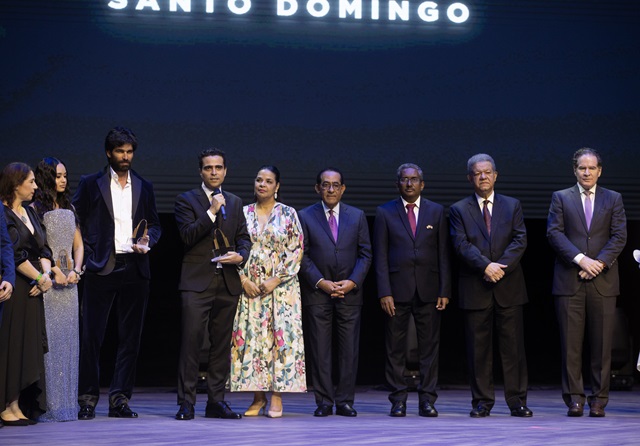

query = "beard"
[[111, 160, 131, 172]]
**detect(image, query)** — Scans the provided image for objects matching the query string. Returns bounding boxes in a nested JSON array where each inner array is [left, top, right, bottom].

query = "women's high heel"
[[244, 400, 267, 416], [266, 392, 283, 418], [266, 406, 283, 418]]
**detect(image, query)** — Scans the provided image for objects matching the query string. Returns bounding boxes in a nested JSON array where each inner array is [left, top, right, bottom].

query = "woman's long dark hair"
[[33, 157, 74, 217]]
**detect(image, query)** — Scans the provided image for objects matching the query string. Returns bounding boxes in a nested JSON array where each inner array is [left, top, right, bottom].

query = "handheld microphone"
[[213, 188, 226, 220]]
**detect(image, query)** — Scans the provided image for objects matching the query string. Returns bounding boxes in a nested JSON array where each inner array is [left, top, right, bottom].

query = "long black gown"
[[0, 205, 50, 419]]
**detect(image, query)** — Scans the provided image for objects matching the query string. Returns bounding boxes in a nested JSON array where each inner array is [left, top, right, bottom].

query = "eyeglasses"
[[398, 177, 421, 185], [320, 182, 342, 191]]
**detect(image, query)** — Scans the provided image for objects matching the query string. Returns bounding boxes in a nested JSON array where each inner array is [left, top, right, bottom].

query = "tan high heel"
[[266, 392, 283, 418], [245, 392, 268, 416]]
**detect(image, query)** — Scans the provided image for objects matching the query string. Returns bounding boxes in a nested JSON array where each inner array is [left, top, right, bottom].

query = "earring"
[[275, 191, 278, 200]]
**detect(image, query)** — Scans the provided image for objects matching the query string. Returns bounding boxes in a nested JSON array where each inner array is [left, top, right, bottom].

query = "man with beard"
[[73, 127, 161, 420]]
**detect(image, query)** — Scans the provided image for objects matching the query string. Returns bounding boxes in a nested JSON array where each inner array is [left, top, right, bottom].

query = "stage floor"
[[1, 386, 638, 445]]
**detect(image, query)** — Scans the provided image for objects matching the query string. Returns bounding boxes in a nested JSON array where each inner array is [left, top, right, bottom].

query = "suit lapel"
[[97, 170, 114, 220], [467, 195, 490, 241], [131, 173, 142, 221], [313, 203, 335, 244], [570, 185, 589, 232], [395, 199, 414, 239]]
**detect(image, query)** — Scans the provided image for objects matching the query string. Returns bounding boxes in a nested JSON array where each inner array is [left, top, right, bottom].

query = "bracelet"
[[240, 277, 248, 285], [35, 272, 43, 283], [73, 269, 83, 276]]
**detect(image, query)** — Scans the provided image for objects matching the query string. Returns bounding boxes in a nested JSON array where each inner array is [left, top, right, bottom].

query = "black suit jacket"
[[174, 187, 251, 295], [449, 194, 528, 310], [298, 202, 372, 306], [547, 185, 626, 297], [373, 197, 451, 303], [72, 168, 161, 278]]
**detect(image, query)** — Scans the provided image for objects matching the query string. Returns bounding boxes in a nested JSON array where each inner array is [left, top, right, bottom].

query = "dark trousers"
[[304, 301, 361, 407], [385, 296, 440, 405], [464, 302, 528, 410], [78, 255, 149, 408], [177, 272, 238, 406], [555, 282, 616, 407]]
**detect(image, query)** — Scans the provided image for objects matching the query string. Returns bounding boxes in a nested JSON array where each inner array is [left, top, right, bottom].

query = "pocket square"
[[426, 225, 433, 229]]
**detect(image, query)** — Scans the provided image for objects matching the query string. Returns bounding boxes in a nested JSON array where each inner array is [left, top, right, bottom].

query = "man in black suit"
[[449, 153, 532, 418], [373, 163, 451, 417], [299, 168, 372, 417], [547, 148, 626, 418], [174, 148, 251, 420], [74, 127, 162, 419]]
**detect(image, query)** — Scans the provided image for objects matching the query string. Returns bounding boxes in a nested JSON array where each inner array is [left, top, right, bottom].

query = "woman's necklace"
[[13, 206, 28, 224]]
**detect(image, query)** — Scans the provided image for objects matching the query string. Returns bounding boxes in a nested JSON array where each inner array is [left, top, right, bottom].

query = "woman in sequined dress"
[[33, 157, 84, 422]]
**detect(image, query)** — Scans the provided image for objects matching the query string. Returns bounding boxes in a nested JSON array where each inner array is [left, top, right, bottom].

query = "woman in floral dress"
[[230, 165, 306, 418]]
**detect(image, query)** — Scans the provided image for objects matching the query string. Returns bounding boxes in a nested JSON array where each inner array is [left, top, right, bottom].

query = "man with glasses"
[[449, 153, 532, 418], [299, 168, 372, 417], [373, 163, 451, 417]]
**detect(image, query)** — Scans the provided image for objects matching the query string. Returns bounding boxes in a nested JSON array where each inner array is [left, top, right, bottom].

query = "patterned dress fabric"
[[230, 202, 306, 392], [39, 209, 79, 422]]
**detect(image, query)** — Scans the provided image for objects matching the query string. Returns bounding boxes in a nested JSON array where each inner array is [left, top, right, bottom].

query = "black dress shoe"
[[510, 406, 533, 417], [108, 403, 138, 418], [589, 401, 605, 418], [389, 401, 406, 417], [78, 405, 95, 420], [336, 404, 357, 417], [418, 401, 438, 417], [175, 402, 195, 420], [567, 402, 584, 417], [0, 418, 29, 426], [469, 405, 490, 418], [205, 401, 242, 419], [314, 404, 333, 417]]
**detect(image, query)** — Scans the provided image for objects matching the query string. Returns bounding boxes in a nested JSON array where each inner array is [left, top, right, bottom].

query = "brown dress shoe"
[[589, 401, 605, 417], [567, 402, 584, 417]]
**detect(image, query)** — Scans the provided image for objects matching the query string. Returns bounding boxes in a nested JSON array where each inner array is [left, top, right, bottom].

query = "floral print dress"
[[230, 202, 307, 392]]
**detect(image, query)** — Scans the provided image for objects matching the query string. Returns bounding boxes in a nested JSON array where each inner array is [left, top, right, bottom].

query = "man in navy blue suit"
[[449, 153, 532, 418], [299, 167, 372, 417], [373, 163, 451, 417], [73, 127, 161, 420], [547, 148, 626, 418]]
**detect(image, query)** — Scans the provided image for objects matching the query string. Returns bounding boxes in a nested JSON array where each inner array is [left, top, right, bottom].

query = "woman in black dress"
[[0, 162, 54, 426]]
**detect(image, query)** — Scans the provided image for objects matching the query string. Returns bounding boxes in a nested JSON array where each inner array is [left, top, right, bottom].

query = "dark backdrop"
[[2, 1, 639, 387]]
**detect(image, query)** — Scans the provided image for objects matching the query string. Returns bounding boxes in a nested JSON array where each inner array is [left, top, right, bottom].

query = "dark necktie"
[[406, 203, 417, 236], [328, 209, 338, 242], [483, 199, 491, 235], [584, 190, 593, 229]]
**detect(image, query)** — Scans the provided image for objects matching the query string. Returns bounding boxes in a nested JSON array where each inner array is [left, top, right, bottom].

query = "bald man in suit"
[[547, 147, 626, 418]]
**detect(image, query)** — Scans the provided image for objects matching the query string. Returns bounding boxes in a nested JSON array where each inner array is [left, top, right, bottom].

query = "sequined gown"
[[38, 209, 79, 422], [230, 202, 307, 393]]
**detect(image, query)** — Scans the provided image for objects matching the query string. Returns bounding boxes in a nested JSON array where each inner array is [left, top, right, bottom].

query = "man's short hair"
[[467, 153, 497, 175], [573, 147, 602, 169], [105, 127, 137, 153], [198, 148, 226, 169]]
